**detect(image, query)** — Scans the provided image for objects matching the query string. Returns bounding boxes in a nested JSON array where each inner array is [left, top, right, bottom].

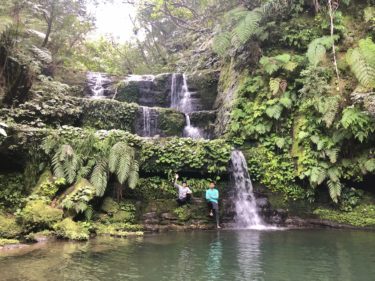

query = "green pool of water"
[[0, 229, 374, 281]]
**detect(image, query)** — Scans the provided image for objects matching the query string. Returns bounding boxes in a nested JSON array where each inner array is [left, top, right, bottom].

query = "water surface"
[[0, 229, 374, 281]]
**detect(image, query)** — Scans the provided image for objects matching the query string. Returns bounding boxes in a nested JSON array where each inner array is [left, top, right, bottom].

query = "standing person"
[[206, 181, 220, 229], [174, 174, 192, 206]]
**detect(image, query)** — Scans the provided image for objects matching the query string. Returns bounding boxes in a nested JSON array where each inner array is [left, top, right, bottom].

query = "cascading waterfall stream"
[[171, 74, 203, 139], [230, 150, 268, 229], [141, 106, 157, 137], [87, 72, 107, 99]]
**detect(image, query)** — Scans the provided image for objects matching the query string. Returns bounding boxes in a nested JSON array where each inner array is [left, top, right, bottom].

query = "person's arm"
[[211, 190, 219, 200], [173, 174, 181, 189]]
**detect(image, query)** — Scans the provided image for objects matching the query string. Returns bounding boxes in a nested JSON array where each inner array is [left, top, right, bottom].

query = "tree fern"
[[212, 32, 231, 57], [90, 158, 108, 196], [212, 0, 292, 56], [109, 142, 135, 185], [127, 161, 139, 189], [52, 144, 81, 184], [346, 38, 375, 89]]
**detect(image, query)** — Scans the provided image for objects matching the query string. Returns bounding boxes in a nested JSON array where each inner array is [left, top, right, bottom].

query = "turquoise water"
[[0, 229, 374, 281]]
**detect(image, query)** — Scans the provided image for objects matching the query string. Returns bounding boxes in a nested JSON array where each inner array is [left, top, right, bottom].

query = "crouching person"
[[174, 174, 192, 206]]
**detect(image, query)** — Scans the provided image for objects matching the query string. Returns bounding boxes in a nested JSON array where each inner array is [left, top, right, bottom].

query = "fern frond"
[[212, 32, 231, 56], [307, 36, 336, 66], [90, 159, 108, 197], [310, 166, 327, 186], [232, 9, 262, 46], [327, 180, 342, 203], [127, 161, 139, 189], [346, 38, 375, 89], [269, 78, 281, 95], [266, 104, 283, 119]]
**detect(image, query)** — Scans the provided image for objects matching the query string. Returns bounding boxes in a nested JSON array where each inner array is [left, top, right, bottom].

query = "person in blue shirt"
[[206, 181, 220, 229]]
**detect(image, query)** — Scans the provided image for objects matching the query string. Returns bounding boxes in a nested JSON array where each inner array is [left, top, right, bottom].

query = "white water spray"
[[87, 72, 107, 99], [230, 150, 268, 229]]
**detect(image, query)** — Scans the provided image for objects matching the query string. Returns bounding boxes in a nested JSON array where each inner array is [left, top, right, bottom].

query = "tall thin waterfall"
[[170, 74, 202, 139], [141, 106, 156, 137], [230, 150, 266, 229], [170, 73, 181, 109]]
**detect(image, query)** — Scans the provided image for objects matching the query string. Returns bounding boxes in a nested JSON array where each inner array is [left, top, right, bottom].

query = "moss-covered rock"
[[94, 222, 143, 237], [313, 204, 375, 227], [157, 109, 185, 136], [32, 170, 66, 199], [59, 178, 96, 214], [0, 213, 22, 238], [101, 197, 120, 214], [18, 200, 63, 231], [186, 70, 219, 110], [53, 218, 90, 240]]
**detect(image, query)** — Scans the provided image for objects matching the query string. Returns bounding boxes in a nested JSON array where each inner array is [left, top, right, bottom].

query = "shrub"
[[18, 200, 63, 231], [53, 218, 90, 240], [0, 213, 22, 238]]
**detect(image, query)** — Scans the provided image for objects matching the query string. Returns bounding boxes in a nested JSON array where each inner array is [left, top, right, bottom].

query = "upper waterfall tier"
[[85, 71, 219, 111]]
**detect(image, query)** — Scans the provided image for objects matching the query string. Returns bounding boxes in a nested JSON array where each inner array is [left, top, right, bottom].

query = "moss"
[[60, 178, 96, 214], [173, 205, 192, 221], [0, 213, 22, 238], [101, 197, 120, 214], [313, 204, 375, 227], [115, 81, 140, 103], [0, 238, 20, 246], [53, 218, 90, 240], [32, 170, 66, 199], [25, 230, 54, 242], [94, 222, 143, 237], [157, 109, 185, 136], [111, 211, 134, 223], [18, 200, 63, 231]]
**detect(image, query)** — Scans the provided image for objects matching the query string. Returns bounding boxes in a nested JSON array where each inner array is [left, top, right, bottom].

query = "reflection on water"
[[0, 230, 374, 281], [235, 231, 264, 281], [205, 233, 223, 280]]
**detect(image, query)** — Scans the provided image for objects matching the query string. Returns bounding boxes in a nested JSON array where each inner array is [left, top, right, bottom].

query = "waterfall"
[[230, 150, 266, 229], [170, 73, 181, 109], [170, 73, 203, 139], [183, 114, 202, 139], [141, 106, 157, 137], [86, 72, 108, 99]]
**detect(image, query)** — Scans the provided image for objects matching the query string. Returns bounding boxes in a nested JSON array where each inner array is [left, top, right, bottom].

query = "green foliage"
[[32, 170, 66, 199], [60, 178, 96, 214], [0, 213, 22, 239], [109, 142, 137, 186], [53, 218, 90, 240], [18, 200, 63, 232], [259, 54, 299, 75], [307, 36, 338, 66], [0, 173, 27, 210], [141, 138, 231, 176], [341, 107, 375, 142], [94, 222, 143, 237], [346, 38, 375, 89], [0, 238, 20, 246], [81, 99, 138, 132], [313, 204, 375, 227], [213, 0, 292, 56], [101, 197, 119, 214], [173, 205, 192, 221]]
